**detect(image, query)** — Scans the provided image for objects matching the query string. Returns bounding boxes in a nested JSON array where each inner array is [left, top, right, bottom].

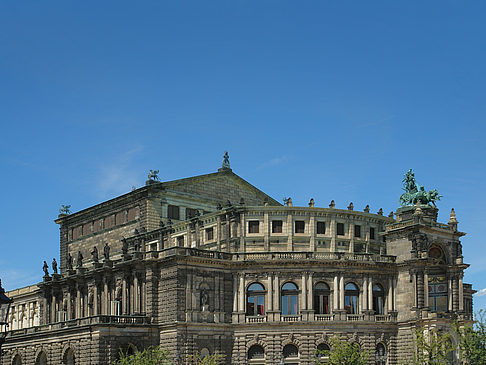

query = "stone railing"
[[314, 314, 334, 321], [280, 315, 301, 322], [234, 251, 396, 263], [7, 315, 150, 337], [346, 314, 365, 321], [386, 220, 453, 232], [246, 315, 267, 323]]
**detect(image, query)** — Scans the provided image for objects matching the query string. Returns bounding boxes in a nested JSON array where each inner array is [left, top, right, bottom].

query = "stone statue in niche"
[[91, 246, 99, 263], [76, 251, 83, 268], [200, 288, 209, 311], [121, 238, 129, 255], [103, 242, 110, 260], [66, 253, 73, 271]]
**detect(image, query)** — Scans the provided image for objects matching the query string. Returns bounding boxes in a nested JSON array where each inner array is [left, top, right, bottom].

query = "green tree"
[[411, 327, 454, 365], [456, 310, 486, 364], [114, 346, 225, 365], [315, 335, 369, 365], [114, 346, 171, 365]]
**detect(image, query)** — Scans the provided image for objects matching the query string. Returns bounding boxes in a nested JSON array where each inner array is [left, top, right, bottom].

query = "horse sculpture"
[[399, 169, 442, 207]]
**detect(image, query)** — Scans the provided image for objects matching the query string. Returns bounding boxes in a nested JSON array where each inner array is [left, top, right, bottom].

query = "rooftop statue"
[[148, 170, 160, 181], [399, 169, 442, 207], [52, 258, 58, 274], [222, 151, 230, 169], [59, 205, 71, 215]]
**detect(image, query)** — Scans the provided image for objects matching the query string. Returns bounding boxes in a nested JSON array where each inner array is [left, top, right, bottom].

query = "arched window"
[[283, 344, 299, 361], [344, 283, 359, 314], [372, 284, 385, 315], [313, 282, 330, 314], [35, 351, 47, 365], [247, 283, 265, 316], [248, 345, 265, 360], [428, 246, 446, 264], [375, 343, 386, 365], [317, 343, 330, 362], [63, 348, 75, 365], [281, 282, 299, 315], [12, 354, 22, 365]]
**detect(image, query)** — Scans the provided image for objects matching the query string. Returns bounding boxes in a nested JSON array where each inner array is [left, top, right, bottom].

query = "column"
[[134, 274, 139, 313], [94, 285, 99, 316], [387, 277, 393, 312], [301, 272, 307, 311], [51, 294, 56, 322], [76, 287, 81, 318], [186, 272, 192, 313], [104, 280, 108, 315], [362, 277, 368, 311], [424, 272, 429, 309], [67, 292, 72, 320], [349, 223, 355, 253], [240, 213, 245, 253], [233, 275, 238, 313], [268, 273, 273, 311], [309, 216, 315, 251], [274, 274, 280, 312], [238, 274, 245, 312], [333, 275, 339, 311], [122, 278, 127, 314], [287, 213, 293, 251], [339, 275, 344, 310], [330, 218, 336, 252], [448, 276, 453, 312], [368, 276, 373, 312], [459, 273, 464, 311], [264, 212, 269, 251], [216, 216, 221, 251], [307, 273, 313, 310], [412, 272, 417, 307]]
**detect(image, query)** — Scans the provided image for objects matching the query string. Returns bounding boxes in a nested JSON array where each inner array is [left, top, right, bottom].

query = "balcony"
[[243, 313, 396, 324], [7, 315, 151, 338], [246, 315, 267, 323]]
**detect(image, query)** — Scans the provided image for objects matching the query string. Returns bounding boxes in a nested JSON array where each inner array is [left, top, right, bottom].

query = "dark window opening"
[[206, 227, 214, 241], [168, 205, 180, 220], [295, 221, 305, 234], [337, 223, 345, 236], [370, 227, 376, 240], [354, 225, 361, 238], [186, 208, 198, 219], [272, 220, 283, 233], [372, 284, 384, 315], [177, 236, 184, 246], [248, 221, 260, 234], [248, 345, 265, 360], [317, 222, 326, 234]]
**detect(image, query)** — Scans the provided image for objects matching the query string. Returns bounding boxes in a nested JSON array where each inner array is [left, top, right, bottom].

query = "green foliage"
[[114, 346, 171, 365], [315, 336, 369, 365], [411, 327, 454, 365], [113, 346, 225, 365], [456, 310, 486, 364], [185, 351, 225, 365]]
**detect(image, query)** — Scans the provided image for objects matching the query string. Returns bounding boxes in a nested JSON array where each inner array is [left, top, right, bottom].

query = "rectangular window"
[[354, 225, 361, 238], [248, 221, 260, 234], [206, 227, 214, 241], [177, 235, 184, 246], [370, 227, 376, 240], [186, 208, 198, 219], [127, 208, 137, 221], [337, 223, 345, 236], [317, 222, 326, 234], [272, 220, 283, 233], [295, 221, 305, 234], [168, 205, 180, 220]]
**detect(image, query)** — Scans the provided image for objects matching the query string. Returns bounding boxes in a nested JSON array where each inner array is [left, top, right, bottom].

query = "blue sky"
[[1, 1, 485, 311]]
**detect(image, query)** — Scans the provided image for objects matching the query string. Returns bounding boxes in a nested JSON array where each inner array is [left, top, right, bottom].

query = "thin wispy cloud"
[[95, 146, 144, 199], [257, 155, 288, 170], [475, 288, 486, 297]]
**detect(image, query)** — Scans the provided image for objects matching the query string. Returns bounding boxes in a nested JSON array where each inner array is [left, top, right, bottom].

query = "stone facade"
[[1, 165, 474, 364]]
